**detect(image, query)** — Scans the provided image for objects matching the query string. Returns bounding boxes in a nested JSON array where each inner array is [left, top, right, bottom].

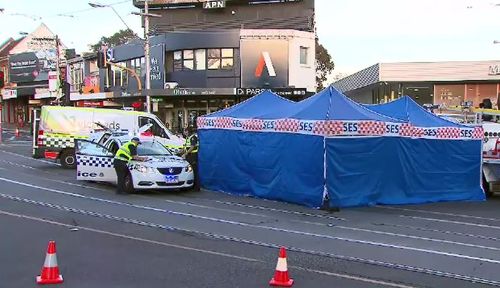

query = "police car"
[[75, 133, 194, 193]]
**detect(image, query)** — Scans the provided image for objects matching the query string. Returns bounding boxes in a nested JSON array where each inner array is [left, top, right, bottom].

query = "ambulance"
[[33, 106, 184, 168]]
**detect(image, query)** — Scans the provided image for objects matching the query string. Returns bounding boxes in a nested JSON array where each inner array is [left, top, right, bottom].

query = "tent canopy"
[[364, 96, 465, 128], [262, 86, 403, 121], [206, 90, 295, 119]]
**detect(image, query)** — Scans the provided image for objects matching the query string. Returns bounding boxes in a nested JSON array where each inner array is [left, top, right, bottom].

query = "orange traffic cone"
[[269, 247, 294, 287], [36, 241, 63, 285], [15, 128, 20, 138]]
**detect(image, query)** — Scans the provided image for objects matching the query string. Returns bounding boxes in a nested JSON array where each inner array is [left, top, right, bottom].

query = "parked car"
[[75, 134, 194, 193]]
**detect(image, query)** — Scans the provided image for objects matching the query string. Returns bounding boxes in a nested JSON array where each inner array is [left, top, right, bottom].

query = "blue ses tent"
[[198, 88, 485, 208]]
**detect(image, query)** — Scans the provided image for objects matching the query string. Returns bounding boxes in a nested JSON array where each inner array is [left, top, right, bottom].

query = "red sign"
[[76, 101, 104, 107]]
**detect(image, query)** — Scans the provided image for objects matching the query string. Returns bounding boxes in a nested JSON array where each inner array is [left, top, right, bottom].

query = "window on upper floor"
[[131, 57, 145, 78], [70, 65, 84, 91], [183, 50, 194, 70], [173, 51, 183, 71], [208, 48, 234, 70], [172, 48, 234, 71], [110, 62, 128, 87], [195, 49, 206, 70], [300, 46, 308, 65]]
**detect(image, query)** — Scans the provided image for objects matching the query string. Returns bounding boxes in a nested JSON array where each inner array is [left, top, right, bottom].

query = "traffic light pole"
[[55, 34, 60, 97], [144, 0, 151, 113]]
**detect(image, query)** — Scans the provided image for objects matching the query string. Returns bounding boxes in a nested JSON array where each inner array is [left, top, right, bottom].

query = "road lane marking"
[[329, 225, 500, 252], [400, 215, 500, 230], [5, 164, 498, 255], [0, 207, 417, 288], [0, 161, 317, 220], [377, 205, 500, 222], [372, 222, 500, 242], [2, 177, 500, 267], [0, 208, 259, 262], [2, 192, 499, 286], [212, 199, 346, 221]]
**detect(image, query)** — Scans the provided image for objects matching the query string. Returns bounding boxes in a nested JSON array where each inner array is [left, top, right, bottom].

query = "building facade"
[[1, 23, 66, 125], [0, 37, 24, 124], [333, 61, 500, 108], [73, 0, 316, 133]]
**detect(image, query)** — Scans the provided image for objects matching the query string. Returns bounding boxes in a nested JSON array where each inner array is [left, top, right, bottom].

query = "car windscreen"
[[135, 141, 172, 156]]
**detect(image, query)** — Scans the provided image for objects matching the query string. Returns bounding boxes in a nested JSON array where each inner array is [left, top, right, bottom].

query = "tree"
[[315, 38, 335, 92], [89, 29, 137, 52]]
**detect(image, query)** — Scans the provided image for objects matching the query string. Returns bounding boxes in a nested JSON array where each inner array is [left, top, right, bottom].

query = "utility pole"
[[145, 0, 151, 113], [131, 2, 161, 113], [55, 34, 60, 100]]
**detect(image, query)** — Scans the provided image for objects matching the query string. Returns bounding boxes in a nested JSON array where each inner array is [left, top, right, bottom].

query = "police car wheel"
[[60, 149, 76, 169], [124, 173, 135, 194]]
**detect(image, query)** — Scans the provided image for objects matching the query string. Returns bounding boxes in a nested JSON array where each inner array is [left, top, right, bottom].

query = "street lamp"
[[131, 2, 161, 113], [88, 2, 132, 31]]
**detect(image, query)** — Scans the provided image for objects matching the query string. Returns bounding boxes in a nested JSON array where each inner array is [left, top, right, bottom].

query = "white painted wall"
[[288, 31, 316, 92], [380, 61, 500, 82], [240, 29, 316, 92]]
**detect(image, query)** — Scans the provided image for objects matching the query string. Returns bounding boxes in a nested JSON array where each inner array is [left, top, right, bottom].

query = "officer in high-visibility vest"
[[113, 137, 147, 194], [182, 126, 199, 191]]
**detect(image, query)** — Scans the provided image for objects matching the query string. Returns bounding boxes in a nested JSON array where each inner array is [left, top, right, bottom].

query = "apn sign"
[[203, 0, 226, 9]]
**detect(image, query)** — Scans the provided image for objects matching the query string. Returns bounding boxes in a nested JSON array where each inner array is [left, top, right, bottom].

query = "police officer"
[[182, 126, 199, 191], [113, 137, 147, 194]]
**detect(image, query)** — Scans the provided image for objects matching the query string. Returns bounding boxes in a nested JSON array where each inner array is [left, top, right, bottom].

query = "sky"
[[1, 0, 500, 79]]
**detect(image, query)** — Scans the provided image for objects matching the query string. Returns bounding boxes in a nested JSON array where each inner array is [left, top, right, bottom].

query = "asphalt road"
[[1, 140, 500, 287]]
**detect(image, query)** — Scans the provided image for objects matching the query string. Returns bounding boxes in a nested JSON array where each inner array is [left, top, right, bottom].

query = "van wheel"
[[124, 173, 135, 194], [60, 149, 76, 169], [483, 176, 493, 198]]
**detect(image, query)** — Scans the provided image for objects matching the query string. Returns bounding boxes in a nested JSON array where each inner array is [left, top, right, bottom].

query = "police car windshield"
[[132, 141, 172, 156]]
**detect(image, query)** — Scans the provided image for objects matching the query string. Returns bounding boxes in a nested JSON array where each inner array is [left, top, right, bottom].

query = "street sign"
[[203, 0, 226, 9], [106, 48, 114, 62], [236, 88, 307, 97], [1, 89, 17, 100], [48, 71, 58, 92]]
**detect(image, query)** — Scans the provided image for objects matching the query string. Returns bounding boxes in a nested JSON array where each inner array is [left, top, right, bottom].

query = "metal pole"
[[145, 0, 151, 113], [55, 35, 61, 104]]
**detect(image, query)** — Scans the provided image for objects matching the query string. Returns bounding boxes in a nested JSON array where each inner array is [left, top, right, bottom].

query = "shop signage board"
[[1, 89, 17, 100]]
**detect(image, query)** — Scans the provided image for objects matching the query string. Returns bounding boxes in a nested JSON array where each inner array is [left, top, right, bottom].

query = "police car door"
[[75, 139, 116, 183]]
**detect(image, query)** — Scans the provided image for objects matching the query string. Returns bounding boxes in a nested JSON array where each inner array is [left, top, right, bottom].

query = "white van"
[[33, 106, 184, 168]]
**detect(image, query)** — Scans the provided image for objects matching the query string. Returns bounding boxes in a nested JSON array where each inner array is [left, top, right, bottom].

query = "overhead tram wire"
[[43, 0, 130, 19]]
